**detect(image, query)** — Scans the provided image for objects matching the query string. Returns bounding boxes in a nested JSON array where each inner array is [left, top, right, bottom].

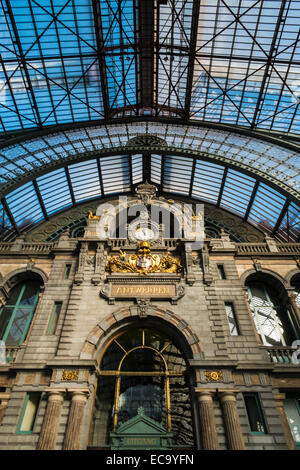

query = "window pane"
[[122, 348, 164, 372], [217, 264, 226, 280], [47, 302, 63, 335], [292, 283, 300, 308], [118, 376, 164, 424], [5, 307, 32, 346], [5, 284, 23, 306], [225, 303, 239, 336], [0, 307, 14, 340], [284, 399, 300, 444], [247, 282, 288, 346], [19, 281, 40, 306], [19, 393, 40, 433], [244, 394, 266, 433], [64, 264, 72, 279]]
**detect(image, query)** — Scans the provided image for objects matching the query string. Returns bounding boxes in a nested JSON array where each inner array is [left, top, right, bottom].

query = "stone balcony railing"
[[263, 345, 297, 364], [236, 242, 300, 255], [0, 346, 20, 365], [0, 242, 55, 253], [236, 243, 270, 254], [0, 238, 299, 255]]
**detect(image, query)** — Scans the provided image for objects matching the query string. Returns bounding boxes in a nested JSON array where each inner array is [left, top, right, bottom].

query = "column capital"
[[43, 388, 66, 395], [68, 388, 89, 397], [194, 388, 217, 396], [218, 388, 240, 399]]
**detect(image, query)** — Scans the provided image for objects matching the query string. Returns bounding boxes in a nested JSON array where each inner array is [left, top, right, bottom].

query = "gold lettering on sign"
[[125, 437, 158, 445], [111, 284, 176, 298]]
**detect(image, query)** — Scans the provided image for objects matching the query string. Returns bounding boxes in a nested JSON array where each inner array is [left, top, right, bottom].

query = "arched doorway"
[[88, 326, 195, 450]]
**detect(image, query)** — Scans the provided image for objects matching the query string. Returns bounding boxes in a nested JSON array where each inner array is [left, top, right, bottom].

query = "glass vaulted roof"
[[0, 1, 299, 242], [0, 0, 300, 134]]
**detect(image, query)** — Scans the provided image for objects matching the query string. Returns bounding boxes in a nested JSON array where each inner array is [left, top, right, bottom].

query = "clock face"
[[134, 226, 155, 240]]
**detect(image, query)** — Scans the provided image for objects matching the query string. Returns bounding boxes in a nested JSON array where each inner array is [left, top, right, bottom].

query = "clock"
[[134, 226, 155, 241], [128, 220, 159, 242]]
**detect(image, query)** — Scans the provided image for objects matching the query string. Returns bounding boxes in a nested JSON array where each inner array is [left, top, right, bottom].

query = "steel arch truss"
[[0, 0, 299, 136], [0, 126, 299, 243]]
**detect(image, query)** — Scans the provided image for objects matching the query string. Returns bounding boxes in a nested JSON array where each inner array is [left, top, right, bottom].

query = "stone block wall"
[[0, 234, 299, 451]]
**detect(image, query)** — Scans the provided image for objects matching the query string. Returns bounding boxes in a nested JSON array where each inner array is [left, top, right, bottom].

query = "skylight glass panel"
[[0, 201, 12, 242], [248, 183, 286, 233], [131, 154, 143, 185], [99, 0, 137, 110], [192, 160, 224, 204], [0, 0, 103, 134], [191, 0, 300, 132], [156, 0, 193, 114], [163, 156, 193, 195], [151, 154, 162, 185], [99, 155, 131, 194], [276, 202, 300, 243], [5, 182, 43, 230], [220, 169, 256, 217], [36, 168, 72, 215], [68, 159, 101, 202]]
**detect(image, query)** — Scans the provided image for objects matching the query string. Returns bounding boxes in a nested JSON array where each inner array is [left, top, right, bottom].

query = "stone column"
[[37, 390, 65, 450], [63, 390, 89, 450], [219, 389, 245, 450], [286, 291, 300, 332], [273, 393, 296, 450], [195, 388, 219, 450], [0, 393, 10, 425]]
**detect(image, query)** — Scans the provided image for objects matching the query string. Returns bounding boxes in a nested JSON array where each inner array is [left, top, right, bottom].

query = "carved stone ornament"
[[136, 298, 151, 318], [62, 370, 79, 381], [205, 370, 223, 382], [135, 182, 157, 205], [26, 258, 35, 270]]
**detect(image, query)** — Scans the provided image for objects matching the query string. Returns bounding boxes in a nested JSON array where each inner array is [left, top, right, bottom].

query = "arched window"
[[247, 280, 296, 346], [89, 327, 194, 449], [291, 276, 300, 309], [0, 280, 41, 346]]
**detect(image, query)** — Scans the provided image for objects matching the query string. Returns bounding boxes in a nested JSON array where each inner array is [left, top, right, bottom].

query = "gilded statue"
[[159, 251, 182, 273], [106, 241, 182, 274], [88, 210, 100, 220]]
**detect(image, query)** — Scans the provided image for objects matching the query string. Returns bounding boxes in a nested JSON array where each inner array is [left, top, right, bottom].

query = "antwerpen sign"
[[100, 282, 184, 304], [111, 284, 176, 298]]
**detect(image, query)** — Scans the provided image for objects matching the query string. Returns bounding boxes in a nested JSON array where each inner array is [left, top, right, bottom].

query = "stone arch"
[[241, 268, 290, 307], [240, 267, 288, 289], [1, 266, 48, 291], [80, 304, 203, 362], [285, 269, 300, 287]]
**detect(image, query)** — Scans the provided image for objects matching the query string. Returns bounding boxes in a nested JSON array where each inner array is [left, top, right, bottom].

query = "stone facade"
[[0, 197, 299, 451]]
